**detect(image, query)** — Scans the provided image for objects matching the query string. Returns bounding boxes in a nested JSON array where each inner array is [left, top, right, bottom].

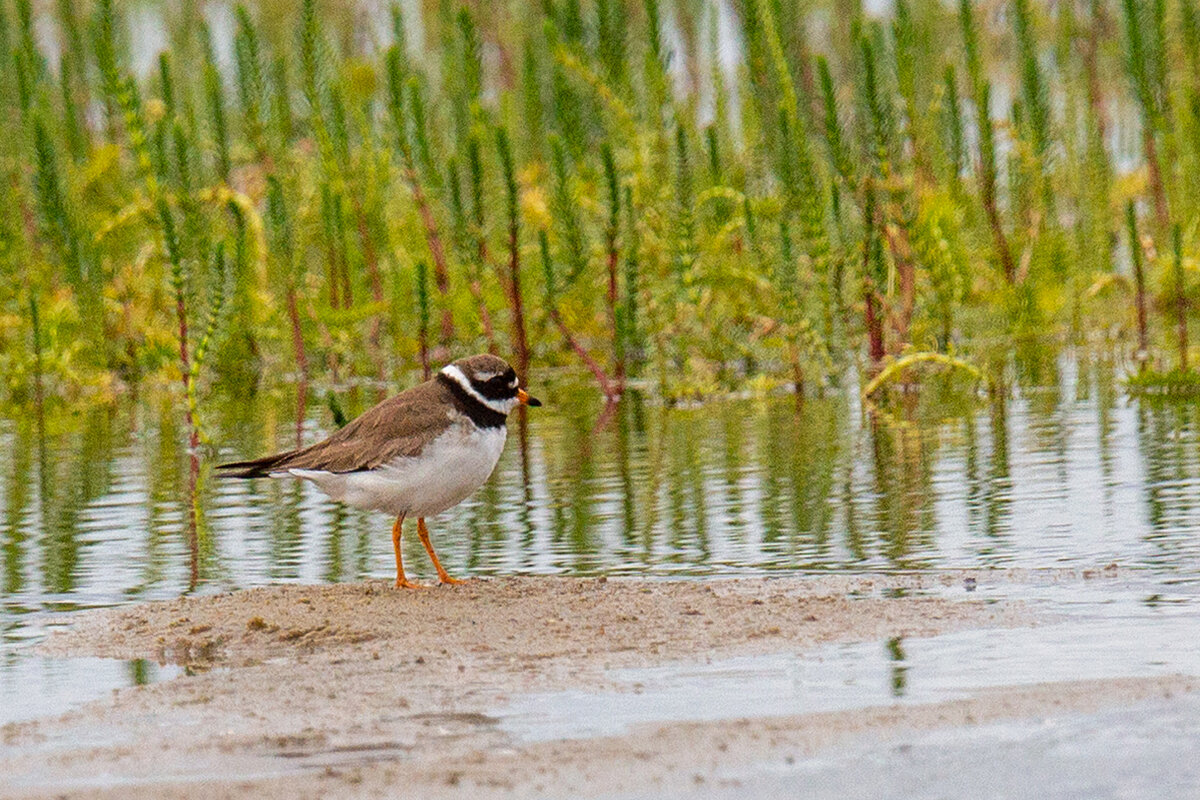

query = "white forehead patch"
[[474, 370, 500, 382], [441, 364, 514, 415]]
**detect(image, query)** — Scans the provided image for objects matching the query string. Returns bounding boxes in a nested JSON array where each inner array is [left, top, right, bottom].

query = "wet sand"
[[4, 571, 1192, 799]]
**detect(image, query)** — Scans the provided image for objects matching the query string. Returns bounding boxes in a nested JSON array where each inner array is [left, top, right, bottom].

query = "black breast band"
[[437, 373, 508, 429]]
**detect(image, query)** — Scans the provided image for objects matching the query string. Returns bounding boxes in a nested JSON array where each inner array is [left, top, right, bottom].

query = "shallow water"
[[672, 694, 1200, 800], [497, 579, 1200, 742], [4, 348, 1200, 724]]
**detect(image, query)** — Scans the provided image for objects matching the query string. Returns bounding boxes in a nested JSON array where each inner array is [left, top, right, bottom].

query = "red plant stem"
[[550, 308, 619, 401], [1081, 8, 1109, 146], [881, 219, 916, 351], [861, 213, 886, 369], [350, 198, 386, 343], [864, 283, 885, 369], [606, 227, 623, 390], [286, 286, 309, 380], [789, 342, 805, 403], [1144, 129, 1171, 232], [592, 397, 620, 432], [294, 380, 307, 449], [979, 167, 1017, 283], [175, 290, 194, 431]]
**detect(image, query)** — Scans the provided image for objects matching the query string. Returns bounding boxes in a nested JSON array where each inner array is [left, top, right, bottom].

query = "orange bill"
[[517, 388, 542, 407]]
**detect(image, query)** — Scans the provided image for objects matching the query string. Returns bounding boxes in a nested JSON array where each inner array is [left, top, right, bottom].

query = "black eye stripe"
[[474, 375, 518, 400]]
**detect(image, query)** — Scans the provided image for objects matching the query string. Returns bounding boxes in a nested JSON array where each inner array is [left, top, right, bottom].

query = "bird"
[[217, 354, 541, 588]]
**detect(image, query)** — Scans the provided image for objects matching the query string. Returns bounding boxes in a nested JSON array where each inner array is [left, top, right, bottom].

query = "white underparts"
[[289, 423, 508, 517], [440, 364, 519, 414]]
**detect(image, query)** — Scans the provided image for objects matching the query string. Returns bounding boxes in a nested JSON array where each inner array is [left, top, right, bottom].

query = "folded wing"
[[216, 381, 452, 477]]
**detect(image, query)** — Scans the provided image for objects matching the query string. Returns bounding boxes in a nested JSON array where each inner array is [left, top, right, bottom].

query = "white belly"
[[289, 424, 507, 518]]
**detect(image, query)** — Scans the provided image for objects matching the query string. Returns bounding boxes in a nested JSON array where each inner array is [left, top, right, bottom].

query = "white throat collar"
[[440, 364, 518, 415]]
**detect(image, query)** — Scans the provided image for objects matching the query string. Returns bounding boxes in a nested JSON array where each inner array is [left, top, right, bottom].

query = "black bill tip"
[[517, 388, 542, 407]]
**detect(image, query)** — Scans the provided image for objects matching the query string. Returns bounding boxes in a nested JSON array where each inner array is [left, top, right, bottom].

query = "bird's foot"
[[394, 577, 428, 590], [437, 573, 471, 586]]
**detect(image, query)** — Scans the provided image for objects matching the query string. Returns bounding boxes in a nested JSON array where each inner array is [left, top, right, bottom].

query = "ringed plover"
[[218, 354, 540, 588]]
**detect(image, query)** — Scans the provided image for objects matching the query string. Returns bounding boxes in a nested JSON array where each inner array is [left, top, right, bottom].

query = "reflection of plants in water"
[[665, 405, 710, 566], [42, 409, 115, 593], [887, 636, 908, 697], [984, 389, 1013, 543], [1135, 395, 1200, 564], [868, 409, 937, 569], [268, 478, 306, 582], [758, 397, 845, 565], [2, 423, 34, 598], [9, 351, 1200, 597]]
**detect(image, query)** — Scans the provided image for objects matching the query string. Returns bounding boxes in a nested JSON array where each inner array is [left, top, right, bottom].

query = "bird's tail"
[[215, 451, 296, 478]]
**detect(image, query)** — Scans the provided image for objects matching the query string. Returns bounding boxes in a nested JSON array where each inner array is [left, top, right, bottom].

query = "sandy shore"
[[4, 571, 1192, 799]]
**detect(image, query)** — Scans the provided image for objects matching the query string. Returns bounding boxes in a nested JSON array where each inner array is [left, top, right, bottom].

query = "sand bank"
[[6, 571, 1189, 799]]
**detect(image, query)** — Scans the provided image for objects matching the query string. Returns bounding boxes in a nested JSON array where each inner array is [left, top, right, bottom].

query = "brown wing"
[[217, 380, 454, 477]]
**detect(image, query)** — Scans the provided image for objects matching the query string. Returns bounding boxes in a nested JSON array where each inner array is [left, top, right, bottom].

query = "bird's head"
[[439, 354, 542, 416]]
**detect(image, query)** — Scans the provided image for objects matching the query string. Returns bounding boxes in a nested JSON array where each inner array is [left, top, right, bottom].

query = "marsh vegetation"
[[5, 0, 1200, 412], [6, 0, 1200, 591]]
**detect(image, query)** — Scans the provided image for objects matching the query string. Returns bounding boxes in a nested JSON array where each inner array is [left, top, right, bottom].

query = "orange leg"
[[417, 518, 468, 585], [391, 516, 426, 589]]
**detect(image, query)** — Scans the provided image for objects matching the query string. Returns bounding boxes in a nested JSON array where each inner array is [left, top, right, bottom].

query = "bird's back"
[[217, 379, 457, 477]]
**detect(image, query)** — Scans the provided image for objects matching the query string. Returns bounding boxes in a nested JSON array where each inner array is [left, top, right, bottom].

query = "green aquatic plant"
[[1122, 0, 1170, 231], [204, 57, 230, 184], [540, 227, 619, 401], [1012, 0, 1052, 210], [384, 47, 453, 344], [10, 0, 1200, 416], [959, 0, 1016, 284], [861, 351, 983, 399], [1173, 224, 1188, 370], [602, 142, 624, 388], [1125, 367, 1200, 395], [464, 131, 499, 351], [265, 175, 308, 382], [940, 65, 966, 191], [1127, 201, 1150, 360], [233, 5, 267, 161], [496, 124, 530, 381]]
